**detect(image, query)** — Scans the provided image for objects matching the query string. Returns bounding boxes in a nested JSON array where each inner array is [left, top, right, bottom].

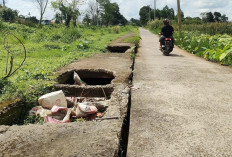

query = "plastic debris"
[[66, 97, 78, 108], [74, 72, 86, 86], [74, 106, 88, 118], [78, 102, 98, 114], [44, 106, 72, 124], [38, 90, 67, 109], [29, 91, 108, 124], [30, 106, 52, 117]]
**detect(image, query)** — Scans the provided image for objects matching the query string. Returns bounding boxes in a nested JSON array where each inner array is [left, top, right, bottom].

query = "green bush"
[[111, 26, 120, 34], [175, 31, 232, 65]]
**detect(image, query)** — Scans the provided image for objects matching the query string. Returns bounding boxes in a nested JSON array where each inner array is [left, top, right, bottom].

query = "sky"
[[3, 0, 232, 21]]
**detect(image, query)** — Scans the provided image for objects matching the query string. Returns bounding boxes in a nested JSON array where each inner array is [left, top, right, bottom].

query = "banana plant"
[[219, 45, 232, 61]]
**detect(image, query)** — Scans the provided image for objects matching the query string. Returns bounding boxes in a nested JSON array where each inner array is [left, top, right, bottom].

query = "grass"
[[0, 23, 138, 106]]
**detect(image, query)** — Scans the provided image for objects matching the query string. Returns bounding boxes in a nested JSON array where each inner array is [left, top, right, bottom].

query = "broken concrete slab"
[[0, 44, 136, 157], [107, 43, 134, 53]]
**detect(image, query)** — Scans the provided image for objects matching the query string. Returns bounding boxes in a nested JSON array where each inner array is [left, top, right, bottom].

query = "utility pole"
[[154, 0, 156, 20], [3, 0, 6, 8], [177, 0, 181, 36], [96, 0, 99, 26]]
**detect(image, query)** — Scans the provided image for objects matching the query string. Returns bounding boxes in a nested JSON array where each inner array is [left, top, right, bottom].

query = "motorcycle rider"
[[159, 19, 174, 48]]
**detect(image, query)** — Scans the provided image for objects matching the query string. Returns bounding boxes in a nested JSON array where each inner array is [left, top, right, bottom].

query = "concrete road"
[[127, 28, 232, 156]]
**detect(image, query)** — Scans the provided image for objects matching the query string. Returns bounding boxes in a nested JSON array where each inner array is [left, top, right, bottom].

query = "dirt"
[[0, 33, 136, 157], [0, 99, 26, 125], [127, 28, 232, 156]]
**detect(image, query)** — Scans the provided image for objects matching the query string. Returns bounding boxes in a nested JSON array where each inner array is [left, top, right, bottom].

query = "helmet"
[[163, 19, 169, 25]]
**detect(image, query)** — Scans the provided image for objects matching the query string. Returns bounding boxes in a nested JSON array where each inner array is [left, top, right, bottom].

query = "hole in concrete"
[[57, 69, 115, 86], [107, 45, 131, 53], [55, 85, 114, 100]]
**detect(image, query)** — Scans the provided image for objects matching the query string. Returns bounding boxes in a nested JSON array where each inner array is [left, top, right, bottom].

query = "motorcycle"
[[161, 37, 174, 56]]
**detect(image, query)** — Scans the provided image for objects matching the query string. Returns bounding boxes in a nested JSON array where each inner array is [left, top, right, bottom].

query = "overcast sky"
[[4, 0, 232, 21]]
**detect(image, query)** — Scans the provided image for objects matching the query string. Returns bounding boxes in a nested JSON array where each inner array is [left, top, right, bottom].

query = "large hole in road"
[[55, 85, 114, 99], [107, 45, 131, 53], [57, 69, 115, 86]]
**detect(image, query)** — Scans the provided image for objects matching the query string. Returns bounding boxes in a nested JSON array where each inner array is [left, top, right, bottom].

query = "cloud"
[[7, 0, 54, 19], [6, 0, 232, 21]]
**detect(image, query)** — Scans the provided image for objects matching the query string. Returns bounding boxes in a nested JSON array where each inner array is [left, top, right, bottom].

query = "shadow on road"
[[169, 54, 184, 57]]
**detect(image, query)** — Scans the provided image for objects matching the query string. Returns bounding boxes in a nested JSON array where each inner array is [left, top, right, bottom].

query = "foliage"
[[159, 5, 175, 20], [24, 115, 44, 125], [129, 18, 141, 26], [51, 0, 82, 27], [34, 0, 49, 25], [201, 12, 228, 23], [175, 32, 232, 65], [139, 5, 175, 26], [0, 23, 137, 103], [76, 39, 90, 49], [121, 32, 140, 47], [97, 0, 127, 26], [183, 17, 202, 24], [0, 7, 18, 22], [111, 26, 120, 33], [139, 6, 151, 26]]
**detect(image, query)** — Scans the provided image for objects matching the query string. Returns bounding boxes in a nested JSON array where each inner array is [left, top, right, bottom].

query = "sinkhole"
[[55, 86, 114, 99], [107, 45, 131, 53], [57, 69, 115, 86]]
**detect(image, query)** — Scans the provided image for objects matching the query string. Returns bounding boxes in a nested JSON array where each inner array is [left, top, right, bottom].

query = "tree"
[[201, 12, 214, 22], [34, 0, 48, 25], [3, 0, 5, 8], [52, 0, 83, 27], [97, 0, 127, 26], [26, 16, 39, 24], [139, 6, 151, 26], [201, 11, 228, 23], [55, 12, 62, 23], [147, 6, 175, 21], [214, 12, 221, 22], [83, 13, 91, 26], [88, 0, 98, 25], [0, 7, 18, 22], [129, 18, 141, 26], [160, 5, 175, 20], [155, 9, 162, 20], [183, 16, 202, 24], [221, 14, 228, 22]]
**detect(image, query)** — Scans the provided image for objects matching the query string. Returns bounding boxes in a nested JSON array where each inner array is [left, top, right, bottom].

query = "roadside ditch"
[[0, 33, 137, 157]]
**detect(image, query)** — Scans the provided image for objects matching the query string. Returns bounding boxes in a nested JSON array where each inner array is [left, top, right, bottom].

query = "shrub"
[[111, 26, 120, 34]]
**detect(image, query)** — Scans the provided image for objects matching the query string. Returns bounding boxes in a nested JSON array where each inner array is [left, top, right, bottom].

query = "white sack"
[[38, 90, 67, 109]]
